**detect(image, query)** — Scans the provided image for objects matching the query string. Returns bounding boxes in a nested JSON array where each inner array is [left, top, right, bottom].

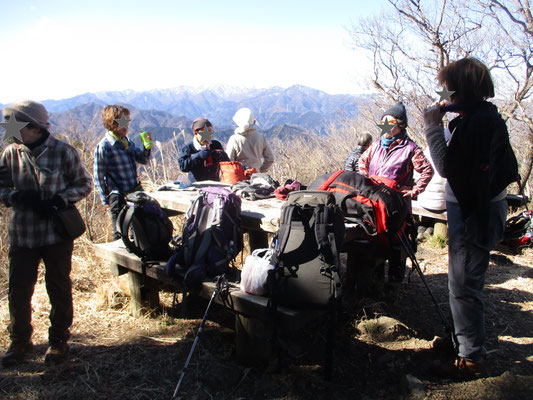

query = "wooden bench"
[[411, 200, 447, 221], [411, 194, 528, 238], [94, 240, 324, 366], [411, 200, 448, 238]]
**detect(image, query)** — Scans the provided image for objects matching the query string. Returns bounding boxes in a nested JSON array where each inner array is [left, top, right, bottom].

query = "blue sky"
[[0, 0, 387, 103]]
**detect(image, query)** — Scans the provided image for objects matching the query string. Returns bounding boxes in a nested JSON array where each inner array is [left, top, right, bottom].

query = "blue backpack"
[[166, 186, 243, 286]]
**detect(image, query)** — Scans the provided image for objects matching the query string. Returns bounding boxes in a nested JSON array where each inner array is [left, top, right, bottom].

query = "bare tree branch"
[[350, 0, 533, 192]]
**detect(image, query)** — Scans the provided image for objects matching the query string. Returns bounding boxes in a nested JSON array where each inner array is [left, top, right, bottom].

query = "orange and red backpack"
[[308, 170, 407, 236]]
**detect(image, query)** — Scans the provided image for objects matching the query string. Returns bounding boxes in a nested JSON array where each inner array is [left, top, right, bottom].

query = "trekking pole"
[[516, 176, 533, 229], [172, 274, 225, 399], [516, 175, 531, 213], [395, 229, 454, 335]]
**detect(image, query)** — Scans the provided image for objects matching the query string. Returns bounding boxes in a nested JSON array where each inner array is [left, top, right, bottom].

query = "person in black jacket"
[[178, 117, 229, 182], [424, 57, 518, 379], [344, 132, 372, 173]]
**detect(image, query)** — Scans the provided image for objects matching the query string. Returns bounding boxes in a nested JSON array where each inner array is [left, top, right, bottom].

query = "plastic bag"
[[240, 248, 274, 295]]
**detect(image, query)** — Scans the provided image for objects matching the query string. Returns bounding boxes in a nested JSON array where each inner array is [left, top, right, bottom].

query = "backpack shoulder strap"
[[118, 204, 144, 258], [313, 204, 342, 298], [193, 229, 213, 265], [271, 204, 297, 265], [313, 204, 334, 265], [183, 194, 204, 267]]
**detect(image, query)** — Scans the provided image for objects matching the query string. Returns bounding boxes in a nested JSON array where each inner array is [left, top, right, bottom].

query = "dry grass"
[[1, 240, 531, 399]]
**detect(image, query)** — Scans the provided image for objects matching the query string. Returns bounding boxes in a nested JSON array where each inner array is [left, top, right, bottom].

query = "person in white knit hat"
[[0, 100, 92, 367], [226, 107, 274, 173]]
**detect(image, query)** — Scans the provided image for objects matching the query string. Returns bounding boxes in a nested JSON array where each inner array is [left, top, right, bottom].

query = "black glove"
[[36, 195, 66, 216], [195, 148, 210, 160], [8, 190, 41, 208]]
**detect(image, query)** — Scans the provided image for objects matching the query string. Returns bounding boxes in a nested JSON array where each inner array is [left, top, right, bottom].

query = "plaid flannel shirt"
[[0, 135, 93, 248], [93, 132, 150, 204]]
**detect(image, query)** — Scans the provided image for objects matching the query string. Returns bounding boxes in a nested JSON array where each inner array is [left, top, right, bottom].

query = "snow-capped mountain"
[[38, 84, 365, 133]]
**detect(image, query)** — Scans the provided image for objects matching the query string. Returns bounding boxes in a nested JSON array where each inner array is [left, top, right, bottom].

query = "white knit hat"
[[2, 100, 50, 130], [233, 107, 258, 131]]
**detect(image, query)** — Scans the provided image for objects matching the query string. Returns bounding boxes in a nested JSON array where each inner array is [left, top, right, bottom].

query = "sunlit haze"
[[0, 0, 385, 103]]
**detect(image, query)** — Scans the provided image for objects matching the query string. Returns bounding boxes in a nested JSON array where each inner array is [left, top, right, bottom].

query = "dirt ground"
[[0, 239, 532, 400]]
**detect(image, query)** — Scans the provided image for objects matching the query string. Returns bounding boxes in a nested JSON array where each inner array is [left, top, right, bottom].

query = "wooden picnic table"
[[149, 182, 283, 249], [95, 181, 289, 318], [98, 184, 451, 317]]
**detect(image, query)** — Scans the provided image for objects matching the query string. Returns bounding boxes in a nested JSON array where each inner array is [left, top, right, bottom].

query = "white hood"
[[233, 107, 258, 136]]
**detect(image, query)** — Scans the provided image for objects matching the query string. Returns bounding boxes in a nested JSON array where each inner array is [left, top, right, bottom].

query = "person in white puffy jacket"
[[416, 149, 447, 212], [414, 148, 447, 240], [226, 108, 274, 173]]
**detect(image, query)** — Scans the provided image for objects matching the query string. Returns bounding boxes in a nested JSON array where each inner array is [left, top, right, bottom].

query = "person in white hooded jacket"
[[226, 108, 274, 173]]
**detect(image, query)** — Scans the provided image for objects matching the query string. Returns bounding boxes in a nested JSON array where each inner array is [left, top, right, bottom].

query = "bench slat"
[[411, 200, 448, 221], [94, 241, 320, 330], [93, 241, 175, 284]]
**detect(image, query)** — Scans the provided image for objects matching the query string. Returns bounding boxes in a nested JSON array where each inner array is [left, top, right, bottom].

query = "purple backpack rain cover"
[[166, 186, 244, 286]]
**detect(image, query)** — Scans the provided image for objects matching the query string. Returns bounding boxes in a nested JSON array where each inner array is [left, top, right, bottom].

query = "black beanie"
[[381, 102, 407, 127]]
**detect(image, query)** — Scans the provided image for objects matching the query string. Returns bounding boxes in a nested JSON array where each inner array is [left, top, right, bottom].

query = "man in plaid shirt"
[[0, 100, 92, 367], [93, 105, 152, 240]]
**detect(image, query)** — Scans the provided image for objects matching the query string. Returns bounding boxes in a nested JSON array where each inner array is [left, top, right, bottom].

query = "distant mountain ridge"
[[47, 102, 311, 149], [47, 103, 194, 149], [1, 85, 371, 149], [39, 84, 365, 134]]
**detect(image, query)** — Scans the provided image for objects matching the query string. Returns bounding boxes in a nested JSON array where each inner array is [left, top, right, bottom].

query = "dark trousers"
[[8, 240, 74, 345], [388, 214, 417, 283], [109, 193, 126, 240], [387, 249, 406, 283], [447, 200, 506, 362]]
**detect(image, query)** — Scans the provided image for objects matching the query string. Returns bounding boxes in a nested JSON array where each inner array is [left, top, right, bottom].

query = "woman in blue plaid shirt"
[[93, 105, 152, 240]]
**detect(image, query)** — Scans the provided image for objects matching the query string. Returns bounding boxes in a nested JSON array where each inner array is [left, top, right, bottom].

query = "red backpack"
[[308, 170, 407, 236]]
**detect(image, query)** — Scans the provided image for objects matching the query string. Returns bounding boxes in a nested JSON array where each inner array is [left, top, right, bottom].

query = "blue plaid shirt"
[[93, 132, 150, 204]]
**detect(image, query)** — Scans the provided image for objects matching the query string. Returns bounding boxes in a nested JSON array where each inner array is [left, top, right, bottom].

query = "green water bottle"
[[140, 131, 153, 150]]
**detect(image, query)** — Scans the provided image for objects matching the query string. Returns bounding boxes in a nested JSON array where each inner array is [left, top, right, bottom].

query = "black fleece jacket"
[[425, 101, 518, 221]]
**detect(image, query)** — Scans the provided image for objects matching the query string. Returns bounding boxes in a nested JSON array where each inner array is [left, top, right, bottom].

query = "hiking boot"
[[44, 342, 69, 366], [1, 341, 33, 367], [456, 357, 487, 379], [432, 334, 456, 356], [431, 357, 487, 380]]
